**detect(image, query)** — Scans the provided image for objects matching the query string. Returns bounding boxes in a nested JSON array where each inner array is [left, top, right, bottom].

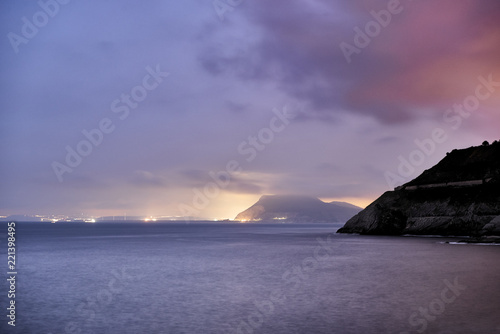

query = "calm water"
[[1, 222, 499, 334]]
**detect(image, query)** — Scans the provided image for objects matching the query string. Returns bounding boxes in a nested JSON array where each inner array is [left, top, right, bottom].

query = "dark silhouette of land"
[[338, 141, 500, 238], [235, 194, 362, 223]]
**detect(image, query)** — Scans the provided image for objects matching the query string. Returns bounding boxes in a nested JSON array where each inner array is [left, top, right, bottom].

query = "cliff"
[[235, 195, 362, 223], [337, 141, 500, 236]]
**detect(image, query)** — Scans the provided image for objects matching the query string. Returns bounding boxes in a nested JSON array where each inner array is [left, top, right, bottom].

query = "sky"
[[1, 0, 499, 219]]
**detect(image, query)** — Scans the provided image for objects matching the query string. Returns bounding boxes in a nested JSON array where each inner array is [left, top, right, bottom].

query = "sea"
[[1, 222, 499, 334]]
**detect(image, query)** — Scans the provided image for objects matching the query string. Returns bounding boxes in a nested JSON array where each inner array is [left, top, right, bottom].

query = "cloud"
[[198, 0, 500, 124], [178, 168, 263, 194], [2, 0, 499, 218], [130, 170, 168, 188], [225, 100, 251, 114]]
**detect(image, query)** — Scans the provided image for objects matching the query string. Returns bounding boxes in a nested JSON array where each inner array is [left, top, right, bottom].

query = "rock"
[[338, 141, 500, 236], [480, 216, 500, 235]]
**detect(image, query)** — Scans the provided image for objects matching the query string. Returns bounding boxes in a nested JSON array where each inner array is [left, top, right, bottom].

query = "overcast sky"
[[1, 0, 499, 219]]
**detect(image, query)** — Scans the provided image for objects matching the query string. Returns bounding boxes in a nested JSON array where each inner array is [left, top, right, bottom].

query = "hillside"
[[337, 141, 500, 236], [235, 195, 362, 223]]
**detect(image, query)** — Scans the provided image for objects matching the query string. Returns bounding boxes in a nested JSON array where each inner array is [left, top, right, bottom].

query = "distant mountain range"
[[338, 141, 500, 237], [234, 195, 362, 223]]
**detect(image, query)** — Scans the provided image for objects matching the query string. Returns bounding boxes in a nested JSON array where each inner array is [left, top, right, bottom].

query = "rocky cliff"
[[337, 141, 500, 236], [235, 195, 362, 223]]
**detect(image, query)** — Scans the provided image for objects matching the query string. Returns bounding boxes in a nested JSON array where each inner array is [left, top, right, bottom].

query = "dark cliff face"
[[338, 142, 500, 236], [235, 195, 362, 223], [405, 142, 500, 186]]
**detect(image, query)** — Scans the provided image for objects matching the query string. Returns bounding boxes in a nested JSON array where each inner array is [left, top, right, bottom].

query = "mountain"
[[337, 141, 500, 236], [234, 195, 362, 223]]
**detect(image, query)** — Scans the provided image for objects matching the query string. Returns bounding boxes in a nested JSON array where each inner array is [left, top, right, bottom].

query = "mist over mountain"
[[235, 195, 362, 223]]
